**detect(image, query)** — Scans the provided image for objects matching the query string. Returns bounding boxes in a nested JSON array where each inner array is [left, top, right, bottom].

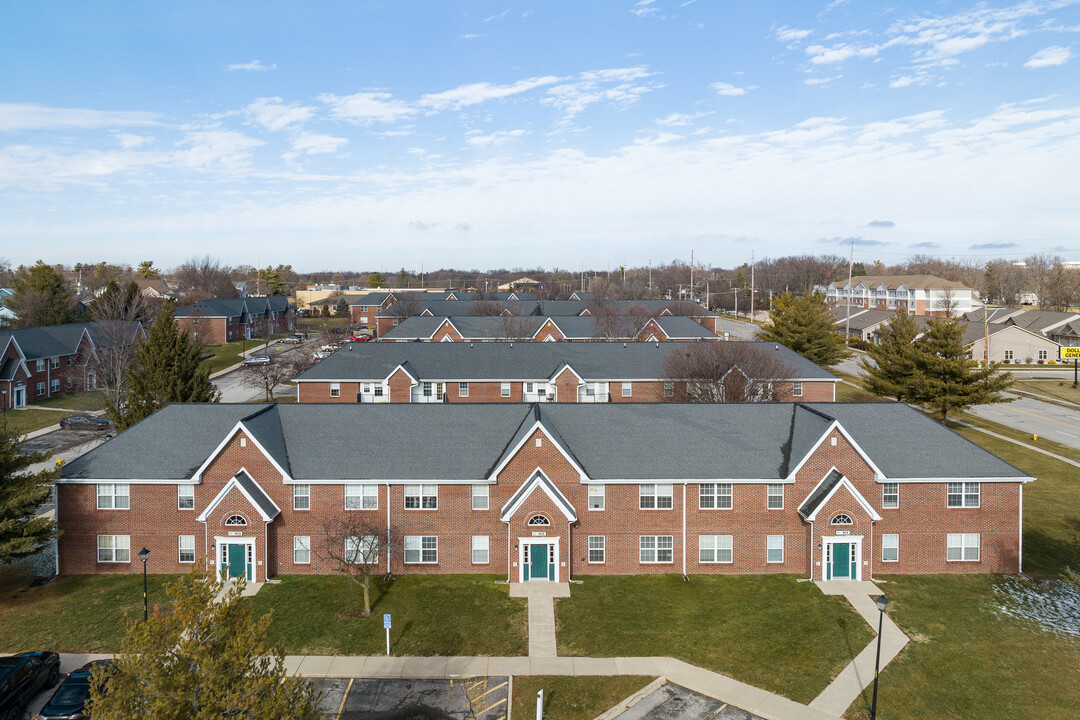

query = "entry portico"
[[196, 469, 280, 582], [799, 468, 882, 583], [501, 469, 577, 583]]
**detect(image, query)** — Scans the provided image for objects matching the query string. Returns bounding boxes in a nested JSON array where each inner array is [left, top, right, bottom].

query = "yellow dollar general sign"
[[1060, 347, 1080, 360]]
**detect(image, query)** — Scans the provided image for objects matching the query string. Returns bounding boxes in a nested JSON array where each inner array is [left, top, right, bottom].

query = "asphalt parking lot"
[[609, 683, 764, 720], [313, 677, 509, 720]]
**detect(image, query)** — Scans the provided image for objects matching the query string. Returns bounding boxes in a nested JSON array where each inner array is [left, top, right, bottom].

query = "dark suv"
[[35, 660, 114, 720], [0, 652, 60, 720]]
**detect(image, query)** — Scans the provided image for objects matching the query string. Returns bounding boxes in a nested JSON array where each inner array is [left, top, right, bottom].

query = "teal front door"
[[227, 544, 247, 579], [832, 543, 850, 579], [529, 544, 548, 581]]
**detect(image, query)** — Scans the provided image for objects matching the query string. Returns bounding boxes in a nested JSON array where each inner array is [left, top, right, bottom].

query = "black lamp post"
[[869, 594, 890, 720], [263, 374, 270, 402], [138, 547, 150, 622]]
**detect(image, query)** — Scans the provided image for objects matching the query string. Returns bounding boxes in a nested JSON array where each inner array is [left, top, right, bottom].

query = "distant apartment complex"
[[824, 275, 982, 317], [174, 296, 295, 345]]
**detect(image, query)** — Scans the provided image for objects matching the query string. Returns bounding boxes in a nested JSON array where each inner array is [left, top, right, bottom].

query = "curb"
[[591, 676, 667, 720]]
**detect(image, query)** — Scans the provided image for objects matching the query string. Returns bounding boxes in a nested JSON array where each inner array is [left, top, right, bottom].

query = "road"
[[713, 316, 760, 340], [213, 337, 314, 403]]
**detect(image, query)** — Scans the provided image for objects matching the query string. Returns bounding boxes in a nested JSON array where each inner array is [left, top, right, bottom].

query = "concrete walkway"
[[509, 582, 569, 658]]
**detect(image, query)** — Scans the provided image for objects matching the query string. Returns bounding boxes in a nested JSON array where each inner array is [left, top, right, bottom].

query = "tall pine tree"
[[110, 303, 217, 429], [911, 317, 1013, 422], [0, 418, 57, 562], [5, 260, 74, 328], [859, 312, 921, 401], [760, 293, 850, 366]]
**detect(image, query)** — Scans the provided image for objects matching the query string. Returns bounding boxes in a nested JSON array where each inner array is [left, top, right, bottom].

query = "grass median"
[[511, 676, 654, 720]]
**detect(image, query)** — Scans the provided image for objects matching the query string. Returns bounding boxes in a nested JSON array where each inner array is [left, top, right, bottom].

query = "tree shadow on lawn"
[[1022, 522, 1080, 578]]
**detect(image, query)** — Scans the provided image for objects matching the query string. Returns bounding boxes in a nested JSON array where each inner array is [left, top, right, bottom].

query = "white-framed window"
[[472, 484, 489, 510], [51, 378, 60, 393], [293, 536, 310, 564], [1038, 350, 1048, 361], [767, 535, 784, 563], [51, 357, 60, 369], [224, 514, 247, 526], [588, 536, 605, 563], [96, 483, 130, 510], [345, 535, 379, 564], [831, 513, 853, 525], [947, 482, 980, 508], [527, 514, 550, 526], [36, 359, 45, 372], [422, 381, 433, 397], [293, 484, 310, 511], [639, 483, 673, 510], [404, 484, 438, 509], [374, 385, 384, 397], [472, 535, 489, 564], [405, 535, 438, 564], [36, 382, 45, 396], [178, 535, 195, 563], [345, 484, 378, 510], [882, 534, 899, 562], [640, 535, 674, 563], [663, 382, 674, 398], [178, 485, 194, 510], [1004, 350, 1014, 361], [459, 382, 469, 397], [622, 382, 632, 398], [97, 534, 130, 563], [882, 483, 899, 509], [588, 484, 605, 511], [947, 533, 980, 561], [330, 383, 340, 398], [792, 381, 803, 398], [767, 484, 784, 510], [699, 483, 732, 510], [699, 534, 733, 564], [500, 382, 511, 397]]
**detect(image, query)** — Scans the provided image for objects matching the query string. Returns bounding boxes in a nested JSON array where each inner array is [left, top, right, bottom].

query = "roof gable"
[[500, 469, 578, 522], [798, 468, 882, 522], [192, 412, 292, 483], [196, 469, 281, 523]]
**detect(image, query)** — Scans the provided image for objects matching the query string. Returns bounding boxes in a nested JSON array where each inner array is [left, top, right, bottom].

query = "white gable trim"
[[196, 468, 280, 523], [192, 421, 291, 483], [801, 469, 882, 522], [787, 419, 886, 481], [384, 363, 419, 385], [499, 468, 577, 522], [549, 362, 585, 384], [531, 318, 566, 340], [434, 317, 462, 338], [487, 420, 589, 483]]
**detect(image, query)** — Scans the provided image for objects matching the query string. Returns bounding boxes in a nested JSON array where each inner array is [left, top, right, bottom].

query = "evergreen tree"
[[87, 566, 321, 720], [0, 418, 57, 562], [760, 293, 850, 366], [5, 260, 74, 328], [859, 312, 921, 401], [136, 260, 158, 279], [334, 297, 349, 317], [110, 304, 217, 429], [911, 317, 1013, 422], [851, 262, 867, 277], [368, 271, 388, 288]]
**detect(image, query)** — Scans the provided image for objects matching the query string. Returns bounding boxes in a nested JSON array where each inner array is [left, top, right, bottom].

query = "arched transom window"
[[527, 514, 550, 527], [224, 514, 247, 526], [831, 513, 853, 526]]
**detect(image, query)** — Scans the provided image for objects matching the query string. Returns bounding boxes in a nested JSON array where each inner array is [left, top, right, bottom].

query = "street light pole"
[[869, 595, 890, 720], [138, 547, 150, 622], [264, 375, 270, 402]]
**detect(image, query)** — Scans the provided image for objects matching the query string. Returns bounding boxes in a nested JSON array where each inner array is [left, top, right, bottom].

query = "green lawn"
[[33, 391, 106, 412], [247, 575, 528, 656], [1012, 378, 1080, 406], [556, 575, 873, 704], [297, 316, 349, 332], [511, 676, 654, 720], [201, 335, 288, 375], [845, 575, 1080, 720], [835, 382, 888, 402], [950, 411, 1080, 466], [0, 570, 173, 652], [1, 408, 73, 436]]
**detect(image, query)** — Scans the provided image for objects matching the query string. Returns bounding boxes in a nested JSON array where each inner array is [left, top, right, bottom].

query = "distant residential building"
[[379, 315, 718, 343], [824, 275, 982, 317], [174, 296, 294, 344]]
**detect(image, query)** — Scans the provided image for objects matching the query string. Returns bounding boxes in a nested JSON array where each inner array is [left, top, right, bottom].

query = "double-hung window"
[[588, 536, 605, 563], [51, 379, 60, 393], [766, 535, 784, 563], [663, 382, 674, 398], [293, 484, 310, 510], [947, 533, 980, 561], [766, 484, 784, 510], [459, 382, 469, 397], [699, 483, 732, 510], [947, 482, 979, 508], [622, 382, 632, 398], [178, 485, 194, 510], [97, 483, 130, 510], [345, 535, 379, 564], [639, 483, 673, 510], [472, 484, 489, 510], [293, 536, 310, 564], [178, 535, 196, 563], [882, 483, 899, 509], [500, 382, 511, 397], [404, 484, 438, 509], [640, 535, 673, 563], [330, 383, 340, 397], [588, 484, 605, 510], [792, 381, 803, 398], [472, 536, 489, 564], [97, 534, 130, 563], [36, 359, 45, 372], [345, 484, 378, 510], [404, 536, 438, 564], [699, 535, 733, 563], [882, 534, 899, 562]]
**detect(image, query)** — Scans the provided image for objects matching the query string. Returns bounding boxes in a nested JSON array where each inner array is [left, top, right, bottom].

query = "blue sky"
[[1, 0, 1078, 272]]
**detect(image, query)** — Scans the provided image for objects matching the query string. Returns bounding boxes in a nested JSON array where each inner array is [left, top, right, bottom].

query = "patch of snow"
[[993, 576, 1080, 638]]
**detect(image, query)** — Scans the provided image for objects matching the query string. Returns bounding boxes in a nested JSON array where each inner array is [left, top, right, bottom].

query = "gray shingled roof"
[[296, 341, 836, 383], [233, 470, 280, 520], [0, 324, 90, 361], [379, 298, 705, 319], [379, 315, 715, 341], [798, 468, 844, 518], [59, 402, 1030, 483]]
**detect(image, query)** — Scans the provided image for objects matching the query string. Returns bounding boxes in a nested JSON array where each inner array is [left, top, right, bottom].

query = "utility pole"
[[734, 287, 738, 318], [706, 281, 709, 310], [750, 250, 755, 322], [845, 238, 854, 340]]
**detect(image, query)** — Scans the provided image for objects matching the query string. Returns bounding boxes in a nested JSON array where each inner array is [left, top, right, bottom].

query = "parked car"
[[349, 334, 372, 342], [280, 335, 303, 344], [34, 660, 114, 720], [0, 651, 60, 720], [241, 355, 272, 366], [59, 414, 111, 430]]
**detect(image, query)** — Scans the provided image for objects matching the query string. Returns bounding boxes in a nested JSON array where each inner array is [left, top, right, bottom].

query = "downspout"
[[386, 482, 392, 575], [1019, 484, 1024, 574], [681, 482, 687, 580], [263, 521, 270, 583], [567, 520, 572, 582], [809, 520, 815, 581], [869, 519, 875, 583], [506, 522, 512, 583], [53, 483, 60, 576], [46, 361, 51, 398]]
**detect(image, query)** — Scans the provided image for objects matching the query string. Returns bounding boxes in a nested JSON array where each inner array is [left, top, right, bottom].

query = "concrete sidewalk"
[[510, 582, 570, 658]]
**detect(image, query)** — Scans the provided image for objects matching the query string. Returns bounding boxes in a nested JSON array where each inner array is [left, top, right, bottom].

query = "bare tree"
[[468, 300, 509, 316], [316, 514, 400, 616], [497, 313, 536, 341], [173, 255, 238, 302], [592, 302, 653, 339], [935, 287, 959, 318], [662, 342, 796, 402], [663, 300, 705, 317], [240, 348, 317, 400], [87, 288, 150, 417], [1023, 254, 1058, 310], [386, 294, 421, 321]]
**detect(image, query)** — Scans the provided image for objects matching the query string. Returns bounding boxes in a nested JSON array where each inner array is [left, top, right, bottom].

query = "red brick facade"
[[1, 333, 94, 409]]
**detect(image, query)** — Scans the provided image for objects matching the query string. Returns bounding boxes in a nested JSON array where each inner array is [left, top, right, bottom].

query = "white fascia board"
[[787, 419, 886, 481], [549, 363, 585, 383], [192, 421, 291, 483], [196, 471, 276, 523], [585, 478, 793, 484], [803, 474, 882, 523], [55, 478, 198, 485], [486, 420, 589, 483], [531, 319, 566, 340], [283, 478, 492, 484], [883, 476, 1034, 483], [383, 364, 419, 385], [499, 469, 577, 522]]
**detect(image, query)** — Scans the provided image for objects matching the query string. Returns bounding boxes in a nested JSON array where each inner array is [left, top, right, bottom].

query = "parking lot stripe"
[[334, 677, 354, 720], [705, 703, 728, 719], [476, 696, 507, 716]]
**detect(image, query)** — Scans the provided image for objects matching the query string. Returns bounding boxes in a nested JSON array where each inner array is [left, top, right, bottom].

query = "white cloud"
[[319, 91, 416, 125], [466, 129, 527, 147], [419, 76, 562, 110], [542, 67, 658, 121], [656, 111, 712, 126], [226, 60, 276, 72], [115, 133, 154, 149], [461, 33, 483, 40], [484, 9, 509, 22], [804, 75, 842, 86], [775, 26, 812, 44], [0, 103, 160, 132], [1025, 45, 1073, 68], [244, 97, 315, 132], [631, 0, 661, 18], [290, 132, 347, 155], [173, 129, 264, 170], [711, 82, 753, 96]]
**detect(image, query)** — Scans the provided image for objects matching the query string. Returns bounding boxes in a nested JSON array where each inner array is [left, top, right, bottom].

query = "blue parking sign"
[[383, 613, 392, 629]]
